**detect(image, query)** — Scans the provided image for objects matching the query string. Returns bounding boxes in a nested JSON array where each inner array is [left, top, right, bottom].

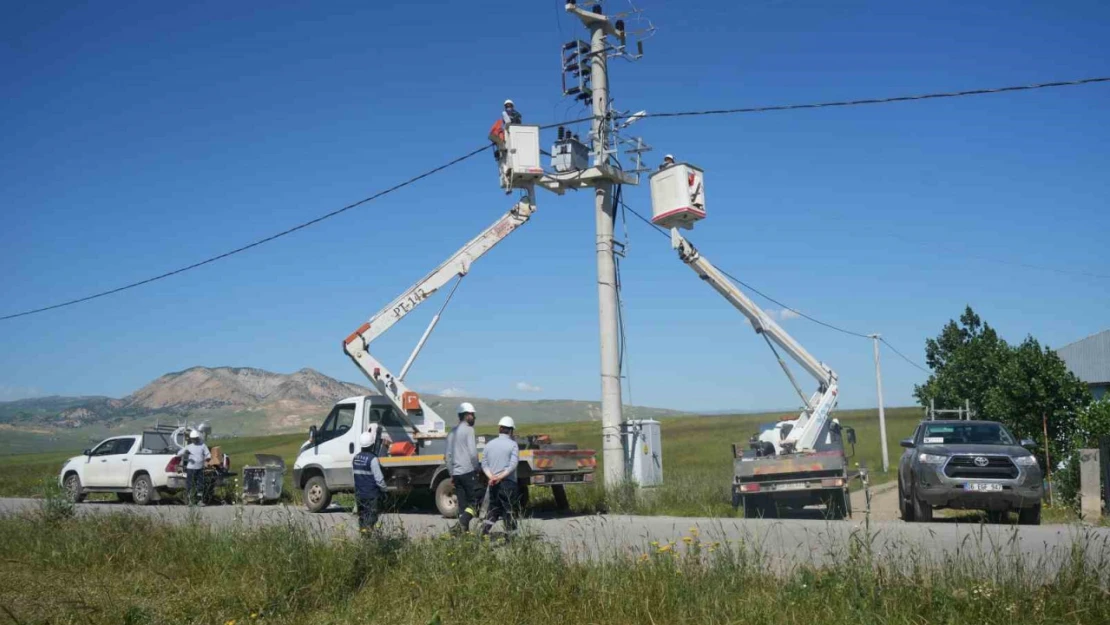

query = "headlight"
[[918, 453, 947, 465], [1014, 455, 1038, 467]]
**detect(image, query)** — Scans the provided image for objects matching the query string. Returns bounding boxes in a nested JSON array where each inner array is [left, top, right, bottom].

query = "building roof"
[[1055, 329, 1110, 385]]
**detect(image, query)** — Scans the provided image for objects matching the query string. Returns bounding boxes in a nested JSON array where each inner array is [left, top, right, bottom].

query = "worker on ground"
[[353, 425, 389, 533], [659, 154, 675, 170], [479, 416, 520, 538], [176, 429, 210, 506], [445, 402, 483, 534]]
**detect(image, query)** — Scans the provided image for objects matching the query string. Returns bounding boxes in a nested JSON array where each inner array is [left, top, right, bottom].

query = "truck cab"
[[293, 395, 596, 515]]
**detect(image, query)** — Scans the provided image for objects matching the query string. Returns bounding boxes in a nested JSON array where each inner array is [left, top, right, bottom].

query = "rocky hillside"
[[0, 366, 682, 437]]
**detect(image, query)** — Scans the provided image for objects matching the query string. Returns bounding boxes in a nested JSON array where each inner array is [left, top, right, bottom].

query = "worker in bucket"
[[478, 416, 520, 538], [353, 425, 389, 533], [176, 429, 211, 506], [490, 99, 523, 191], [658, 154, 675, 170], [445, 402, 483, 534]]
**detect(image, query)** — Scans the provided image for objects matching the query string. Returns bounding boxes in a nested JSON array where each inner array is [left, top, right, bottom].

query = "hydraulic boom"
[[342, 190, 537, 434], [670, 228, 839, 454]]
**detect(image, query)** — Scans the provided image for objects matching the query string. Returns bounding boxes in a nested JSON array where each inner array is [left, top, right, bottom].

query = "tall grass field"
[[0, 408, 922, 516], [0, 510, 1106, 625]]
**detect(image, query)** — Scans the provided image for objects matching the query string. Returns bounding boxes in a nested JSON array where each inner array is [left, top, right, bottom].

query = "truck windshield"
[[921, 423, 1016, 446]]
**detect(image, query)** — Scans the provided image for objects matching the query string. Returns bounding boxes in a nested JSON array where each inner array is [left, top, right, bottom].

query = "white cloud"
[[438, 387, 468, 398], [779, 309, 801, 320], [515, 381, 542, 393]]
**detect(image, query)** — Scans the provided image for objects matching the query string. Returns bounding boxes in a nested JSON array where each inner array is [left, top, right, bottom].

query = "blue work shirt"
[[353, 451, 386, 499], [481, 433, 519, 483]]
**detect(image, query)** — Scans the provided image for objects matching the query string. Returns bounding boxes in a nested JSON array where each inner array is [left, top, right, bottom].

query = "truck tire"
[[911, 488, 933, 522], [827, 490, 849, 520], [743, 495, 775, 519], [303, 476, 332, 513], [435, 477, 459, 518], [1018, 504, 1041, 526], [898, 481, 915, 522], [551, 484, 569, 511], [63, 473, 86, 504], [731, 488, 742, 511], [132, 474, 154, 506]]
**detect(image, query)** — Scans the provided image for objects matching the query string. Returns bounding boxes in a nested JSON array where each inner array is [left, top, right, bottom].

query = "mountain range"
[[0, 366, 682, 452]]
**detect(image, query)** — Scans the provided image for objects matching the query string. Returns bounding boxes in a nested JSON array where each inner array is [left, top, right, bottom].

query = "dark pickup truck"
[[897, 419, 1043, 524]]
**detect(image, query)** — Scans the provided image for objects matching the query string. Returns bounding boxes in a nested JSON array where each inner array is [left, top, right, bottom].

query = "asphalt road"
[[3, 494, 1107, 574]]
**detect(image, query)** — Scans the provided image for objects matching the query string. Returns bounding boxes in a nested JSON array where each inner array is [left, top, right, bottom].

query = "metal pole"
[[870, 334, 889, 473], [1042, 413, 1053, 505], [965, 398, 971, 420], [930, 398, 935, 421], [588, 16, 626, 487]]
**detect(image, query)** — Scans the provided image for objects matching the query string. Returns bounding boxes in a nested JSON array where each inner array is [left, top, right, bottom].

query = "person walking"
[[479, 416, 520, 538], [176, 429, 210, 506], [353, 425, 388, 533], [445, 402, 483, 534]]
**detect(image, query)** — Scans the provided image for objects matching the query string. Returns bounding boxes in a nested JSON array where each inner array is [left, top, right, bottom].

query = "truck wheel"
[[1018, 504, 1041, 526], [911, 488, 933, 522], [731, 488, 742, 511], [986, 510, 1009, 524], [827, 490, 849, 520], [551, 484, 569, 511], [434, 478, 459, 518], [132, 474, 154, 506], [517, 483, 530, 510], [63, 474, 86, 504], [743, 495, 775, 519], [898, 481, 915, 522], [303, 476, 332, 513]]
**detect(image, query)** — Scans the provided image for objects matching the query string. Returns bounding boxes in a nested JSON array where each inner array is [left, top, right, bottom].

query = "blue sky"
[[2, 0, 1107, 412]]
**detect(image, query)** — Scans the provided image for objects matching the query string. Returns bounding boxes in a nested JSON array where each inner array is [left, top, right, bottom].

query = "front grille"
[[944, 455, 1018, 479]]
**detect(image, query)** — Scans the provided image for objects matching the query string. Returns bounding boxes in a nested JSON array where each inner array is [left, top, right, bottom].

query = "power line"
[[1, 144, 491, 321], [542, 76, 1110, 129], [880, 337, 930, 374], [622, 202, 939, 375]]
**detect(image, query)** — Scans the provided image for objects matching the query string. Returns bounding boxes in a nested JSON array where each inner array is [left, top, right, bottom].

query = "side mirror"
[[83, 449, 91, 456], [846, 428, 857, 445], [308, 425, 318, 445], [1020, 439, 1036, 449], [899, 438, 915, 449]]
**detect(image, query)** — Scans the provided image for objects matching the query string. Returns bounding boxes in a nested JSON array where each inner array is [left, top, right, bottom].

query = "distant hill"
[[0, 366, 682, 453]]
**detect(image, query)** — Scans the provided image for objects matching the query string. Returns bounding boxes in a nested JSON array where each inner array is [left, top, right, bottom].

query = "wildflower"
[[225, 620, 236, 625], [250, 614, 258, 620], [688, 526, 699, 536], [682, 536, 694, 544], [658, 544, 672, 553], [650, 541, 659, 547], [638, 554, 650, 563]]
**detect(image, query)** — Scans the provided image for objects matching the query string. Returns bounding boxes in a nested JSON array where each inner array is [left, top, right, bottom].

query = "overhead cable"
[[542, 76, 1110, 129], [1, 144, 491, 321]]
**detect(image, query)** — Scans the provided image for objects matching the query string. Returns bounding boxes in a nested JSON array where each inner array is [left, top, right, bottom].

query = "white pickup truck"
[[59, 429, 231, 505]]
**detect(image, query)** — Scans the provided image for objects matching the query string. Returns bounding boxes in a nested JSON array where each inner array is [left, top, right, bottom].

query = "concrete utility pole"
[[569, 2, 626, 486], [870, 334, 889, 473]]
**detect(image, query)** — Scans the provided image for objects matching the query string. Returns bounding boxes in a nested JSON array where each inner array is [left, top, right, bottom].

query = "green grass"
[[0, 409, 922, 516], [0, 512, 1106, 625]]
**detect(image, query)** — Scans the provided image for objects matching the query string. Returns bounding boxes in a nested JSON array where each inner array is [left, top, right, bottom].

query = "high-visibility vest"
[[489, 119, 505, 144]]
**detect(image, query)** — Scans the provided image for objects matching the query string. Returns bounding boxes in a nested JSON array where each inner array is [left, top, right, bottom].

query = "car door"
[[310, 403, 357, 489], [84, 438, 126, 487], [103, 437, 137, 487]]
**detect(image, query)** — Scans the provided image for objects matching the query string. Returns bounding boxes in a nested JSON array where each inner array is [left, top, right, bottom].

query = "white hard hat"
[[458, 402, 476, 415], [189, 429, 201, 439], [664, 154, 675, 161], [498, 416, 516, 429], [504, 99, 514, 106], [359, 431, 374, 448]]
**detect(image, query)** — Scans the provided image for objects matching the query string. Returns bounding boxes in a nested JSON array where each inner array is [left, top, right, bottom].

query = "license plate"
[[545, 473, 584, 484], [964, 482, 1003, 492], [775, 482, 808, 491]]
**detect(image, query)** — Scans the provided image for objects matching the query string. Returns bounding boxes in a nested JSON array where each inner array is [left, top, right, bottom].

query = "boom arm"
[[670, 229, 839, 453], [343, 192, 537, 434]]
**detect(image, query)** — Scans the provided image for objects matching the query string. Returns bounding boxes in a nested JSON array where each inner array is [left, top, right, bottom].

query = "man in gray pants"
[[445, 402, 483, 534], [480, 416, 520, 537]]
